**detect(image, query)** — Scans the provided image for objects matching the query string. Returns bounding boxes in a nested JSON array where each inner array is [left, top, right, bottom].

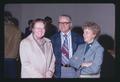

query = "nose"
[[37, 29, 43, 32]]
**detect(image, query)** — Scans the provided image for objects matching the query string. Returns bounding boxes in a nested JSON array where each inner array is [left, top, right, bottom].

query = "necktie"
[[61, 34, 69, 65]]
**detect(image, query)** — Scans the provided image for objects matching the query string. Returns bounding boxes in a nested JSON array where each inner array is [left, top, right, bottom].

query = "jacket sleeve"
[[46, 43, 56, 78], [20, 40, 44, 78], [80, 47, 104, 74], [69, 45, 83, 69]]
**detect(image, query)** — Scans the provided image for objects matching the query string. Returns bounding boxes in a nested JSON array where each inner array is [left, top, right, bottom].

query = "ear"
[[70, 22, 72, 27], [93, 33, 96, 38]]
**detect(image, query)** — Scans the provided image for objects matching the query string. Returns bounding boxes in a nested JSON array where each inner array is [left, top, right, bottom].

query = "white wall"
[[5, 4, 115, 39]]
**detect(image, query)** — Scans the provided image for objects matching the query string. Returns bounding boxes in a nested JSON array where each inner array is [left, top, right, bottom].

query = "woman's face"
[[83, 28, 96, 43], [32, 21, 45, 39]]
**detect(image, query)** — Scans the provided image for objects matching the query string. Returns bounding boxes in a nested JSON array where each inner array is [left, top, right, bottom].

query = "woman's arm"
[[46, 44, 56, 78], [80, 47, 104, 74]]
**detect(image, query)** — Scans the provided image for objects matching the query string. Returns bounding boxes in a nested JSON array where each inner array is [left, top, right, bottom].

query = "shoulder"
[[77, 43, 86, 50], [5, 24, 21, 36], [44, 37, 51, 43], [43, 37, 53, 47], [71, 32, 80, 37], [71, 32, 84, 43], [71, 32, 78, 36], [20, 38, 29, 46], [94, 40, 104, 51], [50, 32, 60, 40], [71, 32, 83, 39], [5, 24, 17, 31], [20, 34, 32, 46]]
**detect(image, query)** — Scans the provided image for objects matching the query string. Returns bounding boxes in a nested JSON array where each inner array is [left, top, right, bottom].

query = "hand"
[[81, 62, 92, 67]]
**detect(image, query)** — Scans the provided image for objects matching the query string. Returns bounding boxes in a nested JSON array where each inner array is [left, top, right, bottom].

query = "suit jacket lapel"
[[71, 32, 77, 55], [56, 33, 61, 55], [84, 40, 99, 58], [30, 34, 45, 57]]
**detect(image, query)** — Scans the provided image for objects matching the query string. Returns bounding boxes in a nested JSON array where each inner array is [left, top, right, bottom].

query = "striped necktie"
[[61, 34, 69, 65]]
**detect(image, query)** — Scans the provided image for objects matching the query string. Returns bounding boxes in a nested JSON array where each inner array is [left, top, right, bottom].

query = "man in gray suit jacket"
[[69, 21, 104, 78]]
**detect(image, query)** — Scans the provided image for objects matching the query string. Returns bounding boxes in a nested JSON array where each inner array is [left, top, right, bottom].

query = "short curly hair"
[[31, 18, 46, 29], [82, 21, 101, 38]]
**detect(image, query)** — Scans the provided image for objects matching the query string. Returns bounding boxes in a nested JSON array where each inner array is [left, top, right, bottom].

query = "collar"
[[87, 39, 94, 47], [32, 33, 46, 45], [60, 30, 71, 37]]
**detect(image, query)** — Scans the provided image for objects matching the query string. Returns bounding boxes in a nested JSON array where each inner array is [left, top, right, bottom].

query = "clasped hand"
[[81, 61, 92, 67]]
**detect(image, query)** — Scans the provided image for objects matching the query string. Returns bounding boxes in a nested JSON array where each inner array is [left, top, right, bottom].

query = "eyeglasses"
[[58, 22, 71, 25]]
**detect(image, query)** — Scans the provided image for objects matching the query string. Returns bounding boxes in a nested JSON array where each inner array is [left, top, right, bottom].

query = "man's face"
[[58, 16, 72, 33]]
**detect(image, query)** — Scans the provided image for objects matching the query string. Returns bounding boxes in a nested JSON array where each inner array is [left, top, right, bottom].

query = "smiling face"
[[32, 21, 45, 39], [58, 16, 72, 33], [83, 28, 96, 43]]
